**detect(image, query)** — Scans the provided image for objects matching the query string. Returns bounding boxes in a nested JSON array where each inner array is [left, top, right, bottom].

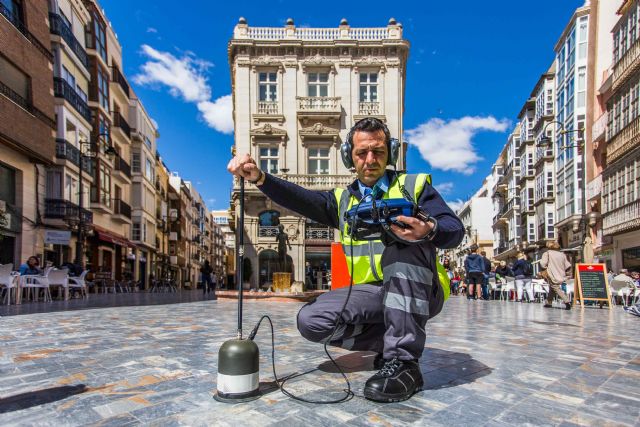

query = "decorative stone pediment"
[[301, 54, 336, 72], [299, 122, 340, 144], [250, 124, 287, 145]]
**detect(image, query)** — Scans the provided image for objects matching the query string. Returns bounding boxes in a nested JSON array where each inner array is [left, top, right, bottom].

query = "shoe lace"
[[378, 357, 402, 377]]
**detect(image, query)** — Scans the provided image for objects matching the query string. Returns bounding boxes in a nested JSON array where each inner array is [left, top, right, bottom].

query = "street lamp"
[[536, 120, 593, 262], [75, 135, 117, 268]]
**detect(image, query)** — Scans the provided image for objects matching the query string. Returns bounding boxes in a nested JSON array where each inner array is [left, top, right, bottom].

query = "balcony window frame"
[[258, 145, 279, 175], [359, 72, 378, 102], [258, 71, 278, 102]]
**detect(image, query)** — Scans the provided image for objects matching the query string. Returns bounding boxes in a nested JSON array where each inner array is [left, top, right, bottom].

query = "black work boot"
[[364, 358, 423, 403]]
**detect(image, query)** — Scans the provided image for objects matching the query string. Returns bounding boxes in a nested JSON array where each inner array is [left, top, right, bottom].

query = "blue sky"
[[100, 0, 585, 211]]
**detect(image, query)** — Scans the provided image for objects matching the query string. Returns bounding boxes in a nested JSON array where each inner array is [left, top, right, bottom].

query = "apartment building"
[[44, 0, 92, 267], [492, 125, 522, 262], [517, 98, 538, 254], [0, 0, 55, 266], [553, 4, 590, 254], [600, 0, 640, 272], [211, 209, 235, 286], [228, 18, 409, 288]]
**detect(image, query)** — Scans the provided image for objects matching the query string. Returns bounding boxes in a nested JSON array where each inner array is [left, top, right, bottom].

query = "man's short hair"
[[349, 117, 390, 145], [480, 251, 487, 256], [469, 244, 479, 252]]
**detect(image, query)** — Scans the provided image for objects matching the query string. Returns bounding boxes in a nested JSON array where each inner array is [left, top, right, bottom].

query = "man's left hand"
[[389, 215, 433, 241]]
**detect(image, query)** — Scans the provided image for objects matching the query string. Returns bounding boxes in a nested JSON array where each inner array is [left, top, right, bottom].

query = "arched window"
[[258, 210, 280, 227]]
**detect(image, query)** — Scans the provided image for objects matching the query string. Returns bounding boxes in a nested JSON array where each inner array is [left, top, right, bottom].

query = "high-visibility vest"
[[334, 173, 450, 300]]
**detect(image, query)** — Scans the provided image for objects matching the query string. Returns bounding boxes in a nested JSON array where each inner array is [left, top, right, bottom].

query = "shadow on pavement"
[[0, 384, 88, 413], [316, 348, 492, 390]]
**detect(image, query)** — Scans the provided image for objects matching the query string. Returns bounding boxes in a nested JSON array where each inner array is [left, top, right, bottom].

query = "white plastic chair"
[[488, 277, 498, 299], [533, 281, 548, 302], [48, 268, 69, 300], [610, 279, 633, 306], [564, 279, 574, 302], [0, 264, 17, 305], [68, 270, 89, 299], [500, 277, 515, 301], [20, 269, 53, 302]]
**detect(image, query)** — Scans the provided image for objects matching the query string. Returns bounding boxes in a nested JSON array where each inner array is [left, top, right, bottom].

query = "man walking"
[[228, 117, 463, 402], [540, 241, 572, 310], [464, 244, 485, 300], [480, 250, 492, 300]]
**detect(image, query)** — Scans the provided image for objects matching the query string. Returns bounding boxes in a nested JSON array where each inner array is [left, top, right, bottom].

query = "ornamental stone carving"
[[299, 122, 340, 144], [250, 124, 287, 145]]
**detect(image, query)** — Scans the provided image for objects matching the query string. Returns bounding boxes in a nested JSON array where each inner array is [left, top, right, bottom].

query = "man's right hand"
[[227, 153, 262, 182]]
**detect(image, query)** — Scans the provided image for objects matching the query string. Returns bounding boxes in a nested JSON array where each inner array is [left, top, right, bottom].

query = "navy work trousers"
[[296, 242, 444, 361]]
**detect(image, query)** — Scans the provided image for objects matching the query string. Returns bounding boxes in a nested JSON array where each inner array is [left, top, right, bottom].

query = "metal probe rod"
[[237, 177, 245, 339]]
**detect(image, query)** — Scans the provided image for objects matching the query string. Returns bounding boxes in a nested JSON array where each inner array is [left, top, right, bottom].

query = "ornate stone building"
[[227, 18, 409, 289]]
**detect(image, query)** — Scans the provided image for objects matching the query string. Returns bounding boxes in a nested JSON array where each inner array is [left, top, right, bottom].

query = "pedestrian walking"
[[539, 241, 572, 310], [481, 250, 491, 300], [200, 260, 214, 298], [464, 244, 485, 301]]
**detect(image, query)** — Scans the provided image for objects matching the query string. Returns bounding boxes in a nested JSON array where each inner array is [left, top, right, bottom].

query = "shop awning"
[[93, 225, 132, 247]]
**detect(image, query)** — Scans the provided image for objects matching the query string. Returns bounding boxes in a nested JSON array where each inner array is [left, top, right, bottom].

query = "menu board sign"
[[575, 263, 611, 308]]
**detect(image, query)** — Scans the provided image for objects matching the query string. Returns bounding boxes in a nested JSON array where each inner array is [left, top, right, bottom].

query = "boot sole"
[[363, 384, 423, 403]]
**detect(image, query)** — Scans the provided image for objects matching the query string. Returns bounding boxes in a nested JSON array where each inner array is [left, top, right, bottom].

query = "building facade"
[[227, 18, 409, 288], [1, 0, 55, 267], [600, 0, 640, 272]]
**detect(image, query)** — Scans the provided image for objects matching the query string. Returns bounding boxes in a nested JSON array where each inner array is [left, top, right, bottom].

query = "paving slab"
[[0, 293, 638, 426]]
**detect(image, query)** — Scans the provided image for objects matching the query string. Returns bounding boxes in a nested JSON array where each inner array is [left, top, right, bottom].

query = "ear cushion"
[[388, 137, 400, 166], [340, 140, 354, 169]]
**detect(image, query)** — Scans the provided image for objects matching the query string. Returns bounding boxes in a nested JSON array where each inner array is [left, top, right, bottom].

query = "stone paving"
[[0, 294, 639, 426]]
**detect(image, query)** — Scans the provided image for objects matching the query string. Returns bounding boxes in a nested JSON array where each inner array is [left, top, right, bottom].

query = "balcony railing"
[[48, 13, 88, 69], [53, 77, 91, 122], [258, 226, 279, 238], [112, 198, 132, 219], [603, 199, 640, 236], [606, 115, 640, 164], [359, 101, 380, 115], [110, 66, 130, 97], [257, 101, 278, 114], [296, 96, 340, 112], [112, 111, 131, 138], [283, 174, 353, 190], [0, 80, 56, 129], [592, 112, 607, 142], [44, 198, 93, 224], [494, 241, 508, 255], [243, 26, 397, 41], [305, 227, 333, 241], [613, 37, 640, 90], [114, 157, 132, 178], [0, 3, 53, 61]]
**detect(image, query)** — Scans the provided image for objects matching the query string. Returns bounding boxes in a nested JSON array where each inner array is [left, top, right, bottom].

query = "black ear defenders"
[[340, 117, 400, 169]]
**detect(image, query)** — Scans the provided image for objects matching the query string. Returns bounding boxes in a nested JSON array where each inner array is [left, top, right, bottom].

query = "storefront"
[[90, 225, 132, 280]]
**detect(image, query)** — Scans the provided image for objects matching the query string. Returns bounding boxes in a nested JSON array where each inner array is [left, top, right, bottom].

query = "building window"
[[259, 146, 278, 174], [0, 0, 23, 26], [87, 11, 107, 63], [359, 73, 378, 102], [65, 174, 78, 205], [577, 67, 586, 108], [131, 151, 141, 173], [0, 163, 16, 206], [132, 222, 141, 241], [258, 210, 280, 227], [308, 147, 330, 175], [258, 72, 277, 102], [145, 158, 154, 182], [98, 163, 111, 207], [308, 72, 328, 97], [0, 53, 30, 104], [46, 170, 63, 199], [93, 112, 110, 152], [547, 212, 555, 239], [97, 66, 109, 111]]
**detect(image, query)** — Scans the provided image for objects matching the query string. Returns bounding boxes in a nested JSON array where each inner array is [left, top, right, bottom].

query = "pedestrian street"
[[0, 295, 638, 426]]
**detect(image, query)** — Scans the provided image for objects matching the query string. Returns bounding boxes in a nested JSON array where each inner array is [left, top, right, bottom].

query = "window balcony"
[[44, 198, 93, 224], [112, 111, 131, 139], [113, 156, 132, 181], [258, 226, 279, 238], [112, 198, 132, 222], [257, 101, 278, 115], [592, 112, 607, 143], [0, 3, 52, 61], [48, 13, 89, 69], [606, 115, 640, 164], [305, 226, 333, 245], [358, 101, 381, 115], [110, 65, 130, 98], [603, 199, 640, 236], [296, 96, 341, 123], [613, 36, 640, 91], [54, 139, 94, 174], [53, 77, 91, 122], [91, 193, 112, 213]]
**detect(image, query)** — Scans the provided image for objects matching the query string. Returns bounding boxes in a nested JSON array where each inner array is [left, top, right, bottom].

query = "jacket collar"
[[348, 170, 401, 200]]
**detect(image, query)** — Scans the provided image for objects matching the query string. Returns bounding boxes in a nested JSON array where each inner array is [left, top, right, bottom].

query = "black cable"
[[248, 196, 367, 404]]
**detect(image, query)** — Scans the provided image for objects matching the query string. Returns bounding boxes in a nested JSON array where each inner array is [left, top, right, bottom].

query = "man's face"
[[351, 130, 388, 187]]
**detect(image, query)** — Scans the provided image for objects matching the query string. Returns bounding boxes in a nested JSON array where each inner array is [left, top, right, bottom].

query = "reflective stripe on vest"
[[334, 173, 450, 301]]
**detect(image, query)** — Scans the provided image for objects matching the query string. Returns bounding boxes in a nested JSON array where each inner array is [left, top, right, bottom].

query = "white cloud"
[[197, 96, 234, 134], [146, 27, 158, 33], [133, 45, 233, 134], [405, 116, 510, 175], [434, 182, 454, 195], [446, 199, 465, 213]]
